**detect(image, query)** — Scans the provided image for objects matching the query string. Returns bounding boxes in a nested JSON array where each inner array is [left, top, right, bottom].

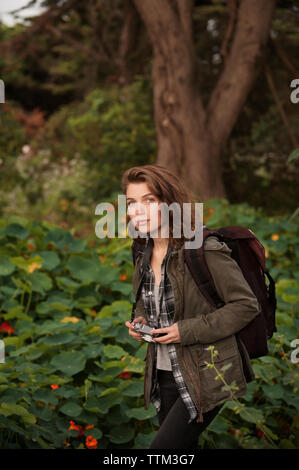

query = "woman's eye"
[[127, 198, 155, 206]]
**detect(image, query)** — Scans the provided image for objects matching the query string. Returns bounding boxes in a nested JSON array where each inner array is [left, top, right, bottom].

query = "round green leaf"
[[0, 255, 15, 276], [42, 332, 76, 346], [26, 271, 53, 294], [111, 281, 132, 295], [261, 384, 284, 400], [109, 425, 135, 444], [239, 406, 264, 424], [60, 401, 82, 417], [5, 223, 29, 240], [87, 428, 103, 440], [50, 351, 86, 376], [0, 403, 36, 424], [33, 389, 59, 406], [134, 431, 157, 449], [126, 406, 157, 420], [206, 415, 229, 434], [97, 394, 122, 414], [103, 344, 127, 359], [123, 382, 144, 397], [44, 228, 85, 253], [35, 251, 61, 271], [66, 257, 100, 283]]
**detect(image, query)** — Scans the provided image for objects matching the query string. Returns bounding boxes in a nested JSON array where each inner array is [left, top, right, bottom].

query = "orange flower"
[[98, 255, 105, 263], [271, 234, 279, 241], [118, 371, 131, 380], [209, 207, 214, 214], [28, 262, 41, 273], [27, 244, 35, 251], [119, 274, 127, 281], [85, 424, 94, 430], [50, 384, 59, 390], [0, 321, 15, 334], [85, 436, 98, 449], [61, 316, 80, 323], [68, 420, 85, 437], [77, 425, 85, 437]]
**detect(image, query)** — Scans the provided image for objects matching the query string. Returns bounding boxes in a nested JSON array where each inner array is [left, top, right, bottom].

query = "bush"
[[0, 201, 298, 449]]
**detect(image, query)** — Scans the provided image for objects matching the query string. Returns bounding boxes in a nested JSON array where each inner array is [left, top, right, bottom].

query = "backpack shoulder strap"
[[184, 229, 225, 309]]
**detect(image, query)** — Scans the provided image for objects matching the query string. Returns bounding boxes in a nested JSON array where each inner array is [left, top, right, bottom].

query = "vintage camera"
[[132, 322, 166, 343]]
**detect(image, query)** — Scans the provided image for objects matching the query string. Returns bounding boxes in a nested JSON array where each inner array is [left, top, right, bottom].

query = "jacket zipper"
[[171, 255, 204, 423]]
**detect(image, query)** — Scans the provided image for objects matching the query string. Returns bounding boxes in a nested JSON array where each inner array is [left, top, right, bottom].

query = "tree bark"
[[116, 0, 141, 85], [132, 0, 276, 201]]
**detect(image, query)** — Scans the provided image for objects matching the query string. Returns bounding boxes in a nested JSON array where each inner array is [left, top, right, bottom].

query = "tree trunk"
[[132, 0, 276, 201]]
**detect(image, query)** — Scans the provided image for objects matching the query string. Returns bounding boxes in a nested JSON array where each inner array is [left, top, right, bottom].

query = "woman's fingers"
[[151, 323, 181, 343], [125, 320, 143, 341]]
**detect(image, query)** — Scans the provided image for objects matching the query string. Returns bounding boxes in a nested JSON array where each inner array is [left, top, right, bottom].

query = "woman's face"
[[126, 182, 162, 236]]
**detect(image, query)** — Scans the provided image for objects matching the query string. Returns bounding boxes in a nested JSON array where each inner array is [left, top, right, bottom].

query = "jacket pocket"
[[198, 335, 246, 405]]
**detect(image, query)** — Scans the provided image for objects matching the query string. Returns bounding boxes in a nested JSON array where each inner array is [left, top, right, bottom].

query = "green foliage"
[[0, 215, 156, 449], [0, 78, 156, 227], [1, 2, 298, 218], [0, 103, 27, 157], [0, 200, 298, 449], [200, 200, 299, 449]]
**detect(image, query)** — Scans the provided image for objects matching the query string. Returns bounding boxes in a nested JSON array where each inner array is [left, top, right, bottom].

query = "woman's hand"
[[125, 316, 147, 343], [151, 323, 181, 344]]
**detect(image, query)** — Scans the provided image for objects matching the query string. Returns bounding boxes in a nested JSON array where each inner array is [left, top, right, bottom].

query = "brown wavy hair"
[[121, 164, 201, 248]]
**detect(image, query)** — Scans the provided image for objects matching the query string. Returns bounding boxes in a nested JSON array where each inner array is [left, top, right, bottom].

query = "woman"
[[123, 164, 259, 449]]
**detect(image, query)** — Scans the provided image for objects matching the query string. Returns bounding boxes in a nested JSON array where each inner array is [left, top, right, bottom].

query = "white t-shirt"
[[154, 283, 172, 371]]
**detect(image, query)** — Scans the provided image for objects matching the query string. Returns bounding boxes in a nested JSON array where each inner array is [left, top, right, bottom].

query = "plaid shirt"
[[140, 240, 198, 424]]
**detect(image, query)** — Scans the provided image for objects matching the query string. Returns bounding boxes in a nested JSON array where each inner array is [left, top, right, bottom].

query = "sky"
[[0, 0, 46, 26]]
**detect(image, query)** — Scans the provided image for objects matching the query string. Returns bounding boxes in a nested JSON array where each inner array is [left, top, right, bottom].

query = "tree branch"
[[116, 0, 140, 84], [132, 0, 205, 119], [269, 36, 298, 76], [45, 24, 108, 64], [220, 0, 238, 60], [207, 0, 276, 145], [176, 0, 194, 45], [264, 63, 298, 148]]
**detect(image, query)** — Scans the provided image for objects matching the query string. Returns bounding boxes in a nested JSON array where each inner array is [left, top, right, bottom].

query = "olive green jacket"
[[132, 236, 260, 422]]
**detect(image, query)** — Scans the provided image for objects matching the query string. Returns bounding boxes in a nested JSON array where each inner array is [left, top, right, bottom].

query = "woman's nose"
[[135, 202, 146, 215]]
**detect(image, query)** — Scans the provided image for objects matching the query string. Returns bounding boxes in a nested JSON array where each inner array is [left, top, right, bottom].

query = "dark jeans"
[[149, 369, 221, 449]]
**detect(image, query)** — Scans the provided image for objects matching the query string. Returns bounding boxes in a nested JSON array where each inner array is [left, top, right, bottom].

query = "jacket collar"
[[140, 236, 183, 274]]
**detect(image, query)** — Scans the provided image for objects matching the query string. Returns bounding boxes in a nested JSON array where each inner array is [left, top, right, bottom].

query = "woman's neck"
[[152, 237, 169, 253]]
